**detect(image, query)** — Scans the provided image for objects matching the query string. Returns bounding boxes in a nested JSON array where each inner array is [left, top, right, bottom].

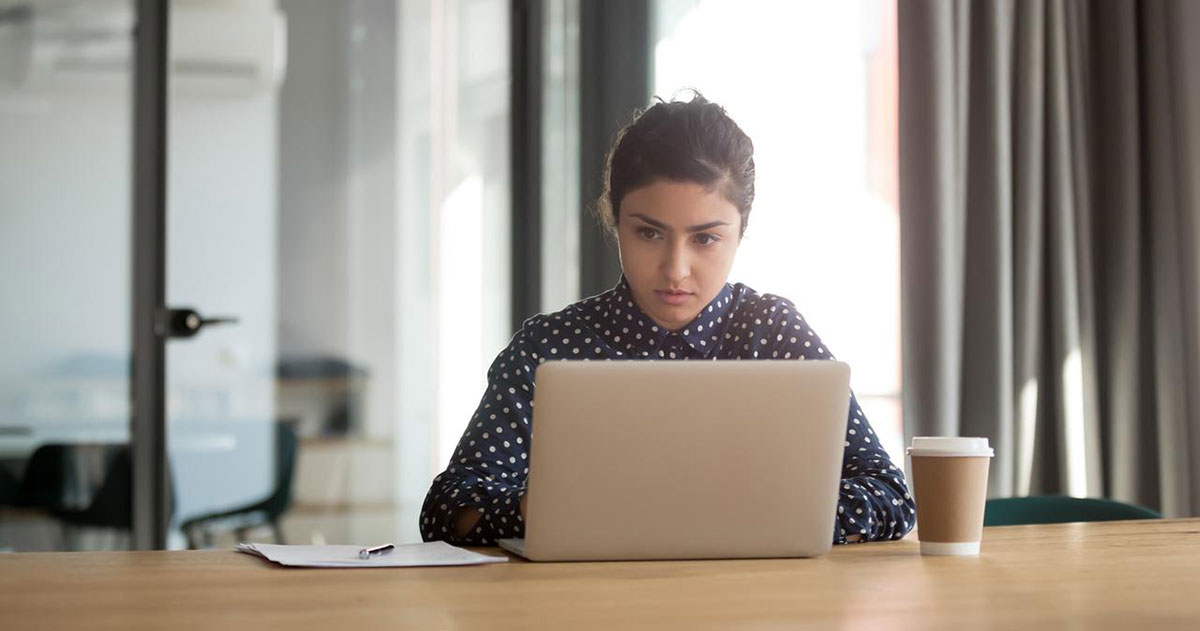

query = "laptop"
[[497, 359, 851, 561]]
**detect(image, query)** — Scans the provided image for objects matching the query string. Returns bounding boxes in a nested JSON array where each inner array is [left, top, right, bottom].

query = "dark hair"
[[595, 91, 755, 238]]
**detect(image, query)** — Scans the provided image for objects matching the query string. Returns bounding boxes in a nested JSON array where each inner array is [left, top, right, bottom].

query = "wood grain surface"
[[2, 518, 1197, 630]]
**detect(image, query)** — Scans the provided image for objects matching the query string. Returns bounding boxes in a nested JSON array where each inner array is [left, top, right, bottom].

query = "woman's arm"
[[833, 392, 915, 543], [419, 324, 541, 544], [766, 297, 916, 543]]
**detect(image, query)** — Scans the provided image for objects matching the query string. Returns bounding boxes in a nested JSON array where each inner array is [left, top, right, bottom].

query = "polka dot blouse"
[[420, 277, 916, 546]]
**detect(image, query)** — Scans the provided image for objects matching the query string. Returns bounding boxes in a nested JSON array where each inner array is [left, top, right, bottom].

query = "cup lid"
[[906, 436, 994, 457]]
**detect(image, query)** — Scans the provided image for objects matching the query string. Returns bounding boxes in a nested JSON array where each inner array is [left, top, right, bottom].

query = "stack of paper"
[[235, 541, 509, 568]]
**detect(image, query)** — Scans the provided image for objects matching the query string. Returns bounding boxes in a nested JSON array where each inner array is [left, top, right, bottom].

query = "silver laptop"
[[497, 359, 851, 561]]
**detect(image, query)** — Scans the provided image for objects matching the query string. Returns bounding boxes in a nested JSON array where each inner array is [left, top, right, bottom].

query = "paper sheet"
[[235, 541, 508, 568]]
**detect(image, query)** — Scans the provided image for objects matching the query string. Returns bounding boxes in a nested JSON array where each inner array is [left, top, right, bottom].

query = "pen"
[[359, 543, 395, 560]]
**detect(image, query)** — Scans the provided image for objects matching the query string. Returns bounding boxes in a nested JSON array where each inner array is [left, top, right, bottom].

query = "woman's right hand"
[[453, 508, 482, 538], [453, 495, 526, 539]]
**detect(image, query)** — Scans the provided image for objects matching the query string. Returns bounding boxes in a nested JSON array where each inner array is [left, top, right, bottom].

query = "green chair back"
[[984, 495, 1161, 527]]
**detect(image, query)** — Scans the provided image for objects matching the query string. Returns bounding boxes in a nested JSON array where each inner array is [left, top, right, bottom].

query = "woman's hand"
[[453, 508, 482, 538], [452, 495, 527, 539]]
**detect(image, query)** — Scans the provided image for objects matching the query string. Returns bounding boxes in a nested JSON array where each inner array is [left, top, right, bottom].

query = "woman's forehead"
[[621, 180, 739, 226]]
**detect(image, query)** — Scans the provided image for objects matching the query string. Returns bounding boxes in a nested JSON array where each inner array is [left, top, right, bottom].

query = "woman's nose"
[[661, 241, 690, 283]]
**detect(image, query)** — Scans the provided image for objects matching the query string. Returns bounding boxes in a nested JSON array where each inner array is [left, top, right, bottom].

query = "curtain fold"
[[898, 0, 1200, 516]]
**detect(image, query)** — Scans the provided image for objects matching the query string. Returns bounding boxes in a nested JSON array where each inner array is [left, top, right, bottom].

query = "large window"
[[540, 0, 582, 312], [653, 0, 904, 464]]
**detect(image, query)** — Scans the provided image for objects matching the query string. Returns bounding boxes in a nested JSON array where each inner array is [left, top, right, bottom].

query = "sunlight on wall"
[[437, 174, 487, 466], [653, 0, 904, 467]]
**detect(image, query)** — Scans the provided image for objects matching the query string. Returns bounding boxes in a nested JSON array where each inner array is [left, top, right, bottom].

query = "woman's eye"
[[694, 233, 719, 246], [636, 227, 660, 240]]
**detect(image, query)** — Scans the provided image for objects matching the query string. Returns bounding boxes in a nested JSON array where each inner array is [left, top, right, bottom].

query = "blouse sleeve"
[[767, 297, 916, 544], [832, 391, 915, 543], [419, 321, 540, 545]]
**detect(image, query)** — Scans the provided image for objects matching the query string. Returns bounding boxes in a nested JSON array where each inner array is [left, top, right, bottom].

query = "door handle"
[[161, 308, 239, 339]]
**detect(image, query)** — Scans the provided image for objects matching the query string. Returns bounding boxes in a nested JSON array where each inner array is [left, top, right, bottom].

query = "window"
[[653, 0, 904, 465]]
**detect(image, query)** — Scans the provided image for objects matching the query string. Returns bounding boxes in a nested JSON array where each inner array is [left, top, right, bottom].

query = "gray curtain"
[[898, 0, 1200, 517]]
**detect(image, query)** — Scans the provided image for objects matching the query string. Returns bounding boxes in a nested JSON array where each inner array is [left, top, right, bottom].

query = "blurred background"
[[5, 0, 1194, 552], [0, 0, 901, 550]]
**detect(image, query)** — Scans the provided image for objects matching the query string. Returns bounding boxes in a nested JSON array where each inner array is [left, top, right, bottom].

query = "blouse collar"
[[599, 277, 737, 358]]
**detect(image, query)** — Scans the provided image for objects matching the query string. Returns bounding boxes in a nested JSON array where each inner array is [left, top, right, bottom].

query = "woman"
[[420, 93, 915, 546]]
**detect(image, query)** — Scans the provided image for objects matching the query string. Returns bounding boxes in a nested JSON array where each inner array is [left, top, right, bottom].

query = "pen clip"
[[359, 543, 395, 560]]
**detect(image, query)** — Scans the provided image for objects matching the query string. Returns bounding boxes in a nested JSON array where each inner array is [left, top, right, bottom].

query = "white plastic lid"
[[906, 436, 994, 458]]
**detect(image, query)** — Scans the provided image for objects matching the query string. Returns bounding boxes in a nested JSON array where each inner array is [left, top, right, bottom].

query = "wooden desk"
[[2, 519, 1198, 629]]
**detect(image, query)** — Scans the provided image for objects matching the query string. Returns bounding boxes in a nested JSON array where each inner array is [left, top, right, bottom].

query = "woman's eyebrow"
[[630, 213, 729, 233], [685, 220, 730, 232]]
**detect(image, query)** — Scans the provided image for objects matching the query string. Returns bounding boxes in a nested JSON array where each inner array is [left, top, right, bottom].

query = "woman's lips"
[[654, 289, 693, 306]]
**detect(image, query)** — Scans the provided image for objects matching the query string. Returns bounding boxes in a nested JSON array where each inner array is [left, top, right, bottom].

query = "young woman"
[[420, 94, 915, 546]]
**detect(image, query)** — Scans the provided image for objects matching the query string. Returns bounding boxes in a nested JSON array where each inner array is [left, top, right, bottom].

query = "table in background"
[[1, 518, 1197, 629]]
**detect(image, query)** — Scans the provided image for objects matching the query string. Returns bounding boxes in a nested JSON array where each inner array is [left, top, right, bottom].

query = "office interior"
[[1, 0, 1197, 553]]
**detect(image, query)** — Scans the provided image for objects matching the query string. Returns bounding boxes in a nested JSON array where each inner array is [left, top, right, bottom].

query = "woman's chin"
[[649, 306, 699, 332]]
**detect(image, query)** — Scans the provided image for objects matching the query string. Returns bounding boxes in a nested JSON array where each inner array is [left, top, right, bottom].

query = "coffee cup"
[[906, 437, 995, 556]]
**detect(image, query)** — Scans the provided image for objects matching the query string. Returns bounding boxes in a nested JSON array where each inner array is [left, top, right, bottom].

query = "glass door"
[[167, 0, 514, 549], [0, 0, 137, 550], [162, 0, 281, 549], [1, 0, 517, 551]]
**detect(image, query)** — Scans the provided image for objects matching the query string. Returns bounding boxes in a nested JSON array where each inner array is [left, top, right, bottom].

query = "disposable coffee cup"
[[906, 437, 994, 556]]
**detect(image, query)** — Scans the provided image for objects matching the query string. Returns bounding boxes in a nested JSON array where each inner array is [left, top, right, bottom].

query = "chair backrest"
[[64, 447, 134, 529], [16, 445, 73, 510], [262, 422, 298, 520], [0, 463, 21, 505], [984, 495, 1161, 527], [20, 444, 173, 530]]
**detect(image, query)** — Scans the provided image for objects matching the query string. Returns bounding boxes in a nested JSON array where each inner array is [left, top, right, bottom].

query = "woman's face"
[[616, 179, 742, 332]]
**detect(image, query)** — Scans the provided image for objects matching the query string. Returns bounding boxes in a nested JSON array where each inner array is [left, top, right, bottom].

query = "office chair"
[[15, 443, 145, 549], [0, 463, 19, 505], [180, 422, 297, 548]]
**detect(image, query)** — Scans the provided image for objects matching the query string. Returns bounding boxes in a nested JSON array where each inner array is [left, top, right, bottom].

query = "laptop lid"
[[520, 360, 851, 561]]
